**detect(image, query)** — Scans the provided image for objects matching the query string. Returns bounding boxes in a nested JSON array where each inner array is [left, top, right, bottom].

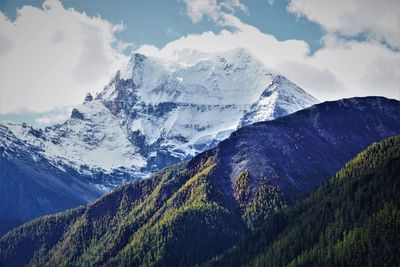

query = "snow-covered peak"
[[1, 47, 320, 189], [100, 47, 272, 108], [93, 49, 319, 171], [238, 75, 319, 127], [140, 47, 259, 67]]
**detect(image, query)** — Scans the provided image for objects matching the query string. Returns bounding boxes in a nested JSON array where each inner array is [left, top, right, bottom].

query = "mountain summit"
[[97, 48, 318, 175]]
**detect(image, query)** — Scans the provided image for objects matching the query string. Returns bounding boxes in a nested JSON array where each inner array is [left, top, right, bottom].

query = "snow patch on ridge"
[[5, 100, 146, 173]]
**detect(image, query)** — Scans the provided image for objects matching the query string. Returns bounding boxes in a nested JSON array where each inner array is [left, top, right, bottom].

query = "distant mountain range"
[[1, 97, 398, 266], [0, 48, 319, 235]]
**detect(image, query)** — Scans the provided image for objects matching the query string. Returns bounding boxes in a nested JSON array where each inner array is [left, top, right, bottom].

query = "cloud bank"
[[288, 0, 400, 50], [0, 0, 129, 114]]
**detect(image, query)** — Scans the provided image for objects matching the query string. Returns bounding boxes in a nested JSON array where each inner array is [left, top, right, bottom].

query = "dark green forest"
[[208, 135, 400, 267]]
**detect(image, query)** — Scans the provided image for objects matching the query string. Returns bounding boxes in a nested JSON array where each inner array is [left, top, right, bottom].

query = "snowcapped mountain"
[[96, 48, 318, 174], [1, 48, 318, 190], [0, 47, 320, 234]]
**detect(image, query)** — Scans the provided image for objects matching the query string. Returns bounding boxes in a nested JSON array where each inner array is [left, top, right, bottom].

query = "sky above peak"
[[0, 0, 399, 127]]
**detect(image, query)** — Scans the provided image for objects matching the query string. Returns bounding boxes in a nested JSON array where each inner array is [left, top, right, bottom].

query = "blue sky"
[[1, 0, 324, 53], [0, 0, 399, 127]]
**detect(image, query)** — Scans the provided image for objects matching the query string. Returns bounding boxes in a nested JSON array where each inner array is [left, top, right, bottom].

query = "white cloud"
[[184, 0, 219, 23], [307, 38, 400, 100], [138, 14, 309, 65], [275, 60, 344, 99], [183, 0, 248, 26], [0, 0, 129, 114], [35, 107, 72, 124], [138, 8, 400, 101], [288, 0, 400, 49], [0, 105, 73, 128]]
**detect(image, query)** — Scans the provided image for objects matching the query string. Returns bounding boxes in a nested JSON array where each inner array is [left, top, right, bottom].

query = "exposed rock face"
[[70, 108, 85, 120], [84, 93, 93, 103]]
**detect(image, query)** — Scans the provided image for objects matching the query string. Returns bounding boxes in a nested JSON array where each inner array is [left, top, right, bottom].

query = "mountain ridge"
[[1, 96, 399, 266]]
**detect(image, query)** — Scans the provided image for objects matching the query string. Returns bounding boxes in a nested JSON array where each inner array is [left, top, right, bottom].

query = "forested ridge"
[[208, 135, 400, 267]]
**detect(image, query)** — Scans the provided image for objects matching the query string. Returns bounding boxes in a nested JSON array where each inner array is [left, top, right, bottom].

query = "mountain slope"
[[0, 125, 102, 236], [208, 135, 400, 267], [215, 96, 400, 205], [1, 97, 399, 266], [1, 156, 247, 267]]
